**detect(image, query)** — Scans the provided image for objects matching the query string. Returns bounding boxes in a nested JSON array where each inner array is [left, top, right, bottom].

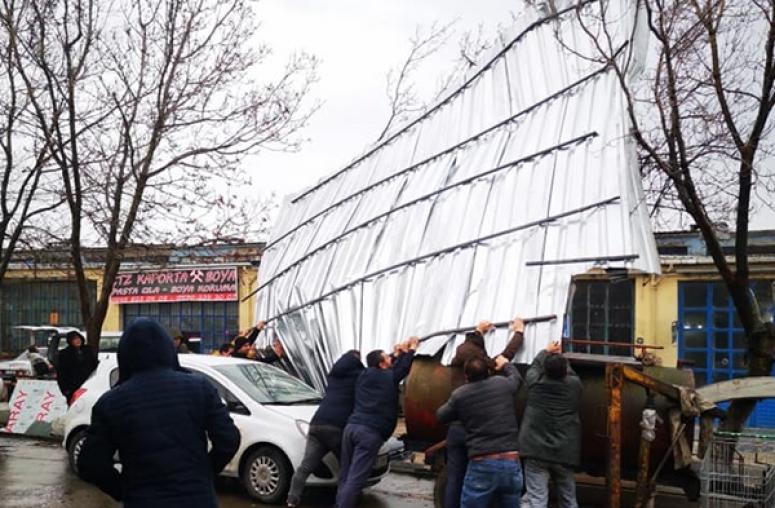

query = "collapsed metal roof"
[[257, 0, 660, 390]]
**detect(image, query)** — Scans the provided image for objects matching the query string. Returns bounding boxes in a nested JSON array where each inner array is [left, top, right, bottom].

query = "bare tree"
[[375, 20, 503, 143], [567, 0, 775, 430], [0, 4, 62, 295], [2, 0, 317, 351], [376, 21, 456, 142]]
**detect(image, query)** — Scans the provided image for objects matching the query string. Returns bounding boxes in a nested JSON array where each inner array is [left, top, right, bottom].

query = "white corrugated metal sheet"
[[256, 0, 660, 390]]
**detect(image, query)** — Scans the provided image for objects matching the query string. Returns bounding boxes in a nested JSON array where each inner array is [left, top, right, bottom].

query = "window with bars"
[[678, 279, 775, 427], [0, 279, 96, 353], [567, 279, 635, 356], [121, 301, 239, 353], [679, 280, 775, 387]]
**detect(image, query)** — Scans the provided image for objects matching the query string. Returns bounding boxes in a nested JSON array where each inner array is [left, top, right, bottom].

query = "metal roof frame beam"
[[263, 195, 622, 323], [290, 0, 601, 205], [265, 64, 613, 252], [246, 132, 600, 301]]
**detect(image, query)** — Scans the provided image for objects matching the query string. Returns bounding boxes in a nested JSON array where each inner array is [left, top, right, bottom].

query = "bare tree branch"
[[4, 0, 318, 351], [569, 0, 775, 432]]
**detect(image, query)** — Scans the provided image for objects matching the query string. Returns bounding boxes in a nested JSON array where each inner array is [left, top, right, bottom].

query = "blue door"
[[678, 280, 775, 428]]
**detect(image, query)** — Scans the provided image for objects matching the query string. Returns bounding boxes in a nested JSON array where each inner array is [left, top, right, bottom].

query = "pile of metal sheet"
[[256, 0, 660, 390]]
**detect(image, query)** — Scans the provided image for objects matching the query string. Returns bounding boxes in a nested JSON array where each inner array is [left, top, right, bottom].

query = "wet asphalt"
[[0, 435, 434, 508]]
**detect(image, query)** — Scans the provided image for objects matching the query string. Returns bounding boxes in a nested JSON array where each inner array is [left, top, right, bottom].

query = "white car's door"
[[184, 367, 254, 475]]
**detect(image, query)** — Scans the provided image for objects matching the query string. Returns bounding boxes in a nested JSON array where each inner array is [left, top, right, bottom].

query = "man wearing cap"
[[231, 321, 284, 363], [56, 331, 98, 405], [437, 355, 524, 507], [231, 336, 284, 363], [169, 328, 190, 354]]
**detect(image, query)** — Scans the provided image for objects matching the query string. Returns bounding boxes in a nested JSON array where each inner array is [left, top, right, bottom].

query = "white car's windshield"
[[214, 363, 322, 405]]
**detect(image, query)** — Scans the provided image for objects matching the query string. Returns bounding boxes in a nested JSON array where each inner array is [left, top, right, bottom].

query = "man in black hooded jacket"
[[56, 331, 98, 404], [286, 350, 364, 507], [78, 318, 240, 508]]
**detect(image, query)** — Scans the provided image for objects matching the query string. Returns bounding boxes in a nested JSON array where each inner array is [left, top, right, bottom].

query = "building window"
[[678, 279, 775, 427], [0, 280, 96, 353], [567, 280, 634, 356], [679, 280, 775, 387], [121, 301, 239, 353]]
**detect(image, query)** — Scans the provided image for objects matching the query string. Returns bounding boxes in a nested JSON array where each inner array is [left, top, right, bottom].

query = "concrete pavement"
[[0, 434, 434, 507]]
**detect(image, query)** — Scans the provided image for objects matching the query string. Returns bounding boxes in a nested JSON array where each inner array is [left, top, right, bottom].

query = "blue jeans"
[[461, 458, 523, 508], [444, 423, 468, 508], [335, 423, 383, 508]]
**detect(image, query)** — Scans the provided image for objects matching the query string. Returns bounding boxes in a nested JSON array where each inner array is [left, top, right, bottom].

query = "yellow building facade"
[[632, 260, 775, 369], [0, 243, 262, 354]]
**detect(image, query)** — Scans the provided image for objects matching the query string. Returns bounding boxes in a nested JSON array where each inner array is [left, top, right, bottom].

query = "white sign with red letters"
[[2, 379, 67, 437]]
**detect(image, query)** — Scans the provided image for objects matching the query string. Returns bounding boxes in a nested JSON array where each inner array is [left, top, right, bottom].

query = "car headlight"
[[295, 419, 310, 437]]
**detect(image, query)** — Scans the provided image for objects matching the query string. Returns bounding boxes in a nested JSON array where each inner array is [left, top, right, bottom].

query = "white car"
[[0, 325, 81, 381], [0, 349, 47, 381], [62, 354, 402, 504]]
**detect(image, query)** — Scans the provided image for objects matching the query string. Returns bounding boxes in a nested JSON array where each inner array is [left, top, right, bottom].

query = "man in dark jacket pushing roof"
[[287, 350, 365, 507], [445, 317, 525, 508], [437, 355, 524, 508], [77, 318, 241, 508], [519, 341, 583, 508], [335, 337, 418, 508]]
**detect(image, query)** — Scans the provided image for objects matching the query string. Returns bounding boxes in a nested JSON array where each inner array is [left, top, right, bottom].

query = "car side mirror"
[[226, 398, 250, 416]]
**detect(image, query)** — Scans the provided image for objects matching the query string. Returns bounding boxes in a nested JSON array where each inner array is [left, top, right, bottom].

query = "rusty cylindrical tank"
[[404, 356, 695, 484]]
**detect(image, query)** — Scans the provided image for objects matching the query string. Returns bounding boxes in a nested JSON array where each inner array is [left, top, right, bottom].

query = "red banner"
[[110, 267, 239, 303]]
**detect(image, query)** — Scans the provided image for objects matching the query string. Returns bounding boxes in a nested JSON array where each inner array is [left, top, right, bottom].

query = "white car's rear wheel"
[[241, 446, 292, 504]]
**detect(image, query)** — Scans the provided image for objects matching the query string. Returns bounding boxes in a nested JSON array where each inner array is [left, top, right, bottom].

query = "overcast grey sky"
[[246, 0, 516, 196], [244, 0, 773, 231]]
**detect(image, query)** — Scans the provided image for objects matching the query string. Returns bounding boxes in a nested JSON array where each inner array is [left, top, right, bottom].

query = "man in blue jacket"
[[78, 318, 240, 508], [335, 337, 419, 508], [286, 350, 364, 507]]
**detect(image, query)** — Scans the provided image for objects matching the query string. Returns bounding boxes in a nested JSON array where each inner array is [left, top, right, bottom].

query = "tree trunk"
[[85, 316, 104, 360], [720, 323, 775, 432]]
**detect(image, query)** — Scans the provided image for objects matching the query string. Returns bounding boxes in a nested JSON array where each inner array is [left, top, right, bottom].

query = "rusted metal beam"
[[564, 352, 642, 366], [606, 363, 623, 508], [622, 365, 681, 402], [634, 438, 652, 508], [564, 338, 664, 352], [634, 399, 658, 508]]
